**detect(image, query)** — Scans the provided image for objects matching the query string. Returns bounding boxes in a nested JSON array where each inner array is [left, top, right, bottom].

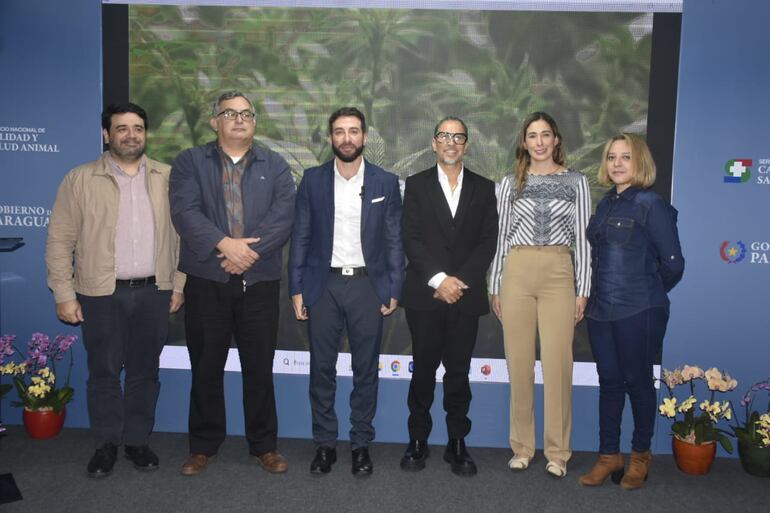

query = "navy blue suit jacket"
[[288, 159, 405, 307]]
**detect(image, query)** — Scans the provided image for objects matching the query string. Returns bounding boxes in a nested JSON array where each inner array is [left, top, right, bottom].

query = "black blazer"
[[400, 166, 498, 315]]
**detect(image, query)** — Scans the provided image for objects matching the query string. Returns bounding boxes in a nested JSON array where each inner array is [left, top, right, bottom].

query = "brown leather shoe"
[[181, 453, 215, 476], [621, 450, 651, 490], [255, 450, 288, 474], [579, 453, 624, 486]]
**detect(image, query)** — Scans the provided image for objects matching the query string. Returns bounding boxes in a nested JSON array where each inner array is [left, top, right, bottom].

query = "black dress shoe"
[[400, 440, 429, 471], [351, 447, 373, 477], [124, 445, 160, 471], [87, 443, 118, 478], [443, 438, 477, 476], [310, 446, 337, 475]]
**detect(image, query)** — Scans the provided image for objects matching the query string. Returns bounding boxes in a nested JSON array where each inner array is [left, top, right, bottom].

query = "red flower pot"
[[22, 407, 66, 439], [672, 437, 716, 475]]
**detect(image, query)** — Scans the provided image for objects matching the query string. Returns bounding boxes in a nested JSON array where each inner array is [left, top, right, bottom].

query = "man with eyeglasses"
[[169, 90, 296, 476], [399, 116, 498, 476]]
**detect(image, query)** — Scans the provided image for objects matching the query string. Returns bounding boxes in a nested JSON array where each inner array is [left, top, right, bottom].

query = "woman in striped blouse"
[[489, 112, 591, 478]]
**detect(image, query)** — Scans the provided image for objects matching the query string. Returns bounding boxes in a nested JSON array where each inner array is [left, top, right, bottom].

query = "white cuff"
[[428, 272, 447, 290]]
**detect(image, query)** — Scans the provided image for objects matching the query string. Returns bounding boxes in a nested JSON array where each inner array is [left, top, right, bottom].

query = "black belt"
[[330, 266, 367, 277], [116, 276, 156, 287]]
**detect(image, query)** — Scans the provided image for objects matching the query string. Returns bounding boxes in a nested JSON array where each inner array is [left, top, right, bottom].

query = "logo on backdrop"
[[0, 204, 51, 228], [0, 126, 60, 153], [720, 241, 747, 263], [724, 159, 751, 183], [724, 158, 770, 185], [720, 240, 770, 264]]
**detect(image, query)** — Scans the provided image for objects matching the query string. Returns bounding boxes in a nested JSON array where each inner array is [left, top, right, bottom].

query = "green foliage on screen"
[[132, 6, 652, 358]]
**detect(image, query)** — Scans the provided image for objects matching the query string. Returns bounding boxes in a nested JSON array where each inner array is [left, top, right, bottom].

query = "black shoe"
[[443, 438, 477, 476], [351, 447, 373, 477], [310, 446, 337, 475], [400, 440, 429, 471], [87, 443, 118, 478], [124, 445, 160, 471]]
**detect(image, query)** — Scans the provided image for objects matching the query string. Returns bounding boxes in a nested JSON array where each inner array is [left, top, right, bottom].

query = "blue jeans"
[[586, 307, 669, 454]]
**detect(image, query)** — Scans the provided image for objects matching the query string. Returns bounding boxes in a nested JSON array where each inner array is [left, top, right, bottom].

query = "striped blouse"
[[488, 170, 592, 297]]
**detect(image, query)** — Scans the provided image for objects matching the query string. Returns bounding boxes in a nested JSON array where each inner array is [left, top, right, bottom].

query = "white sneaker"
[[545, 459, 567, 478], [507, 455, 532, 470]]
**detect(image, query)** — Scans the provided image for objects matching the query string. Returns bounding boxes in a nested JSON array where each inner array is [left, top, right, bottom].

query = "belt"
[[330, 266, 367, 277], [116, 276, 156, 287]]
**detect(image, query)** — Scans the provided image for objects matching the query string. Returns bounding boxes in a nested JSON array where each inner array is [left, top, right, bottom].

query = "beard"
[[439, 155, 460, 166], [332, 142, 365, 163], [110, 139, 146, 161]]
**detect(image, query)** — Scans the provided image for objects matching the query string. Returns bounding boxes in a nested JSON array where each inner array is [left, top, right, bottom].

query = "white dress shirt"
[[331, 159, 366, 268], [428, 164, 464, 289]]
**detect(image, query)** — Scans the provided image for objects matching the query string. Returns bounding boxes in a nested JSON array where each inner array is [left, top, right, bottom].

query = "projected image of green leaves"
[[130, 5, 652, 359]]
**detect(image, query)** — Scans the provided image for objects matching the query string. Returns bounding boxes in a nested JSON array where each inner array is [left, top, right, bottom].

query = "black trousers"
[[184, 275, 279, 456], [307, 272, 383, 450], [79, 284, 171, 448], [405, 306, 479, 441]]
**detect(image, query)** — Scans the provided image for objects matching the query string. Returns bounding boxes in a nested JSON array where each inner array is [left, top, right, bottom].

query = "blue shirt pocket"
[[605, 216, 634, 245]]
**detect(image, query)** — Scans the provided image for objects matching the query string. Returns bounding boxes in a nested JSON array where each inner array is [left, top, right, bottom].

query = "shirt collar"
[[610, 185, 641, 201], [437, 163, 464, 185], [216, 143, 254, 164], [333, 158, 365, 184], [106, 152, 146, 178]]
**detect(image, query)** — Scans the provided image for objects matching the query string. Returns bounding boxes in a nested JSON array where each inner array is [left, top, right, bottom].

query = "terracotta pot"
[[738, 440, 770, 478], [22, 407, 66, 439], [672, 437, 716, 475]]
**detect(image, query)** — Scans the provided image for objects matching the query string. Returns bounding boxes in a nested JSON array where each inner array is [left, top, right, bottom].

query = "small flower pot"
[[22, 407, 66, 439], [738, 440, 770, 478], [672, 437, 716, 475]]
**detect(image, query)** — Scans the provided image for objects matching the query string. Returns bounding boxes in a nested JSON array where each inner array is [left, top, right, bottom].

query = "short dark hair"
[[433, 116, 468, 139], [328, 107, 367, 134], [101, 103, 148, 131], [211, 90, 255, 117]]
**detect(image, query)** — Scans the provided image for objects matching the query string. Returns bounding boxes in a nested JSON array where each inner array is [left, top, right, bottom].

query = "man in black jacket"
[[399, 116, 498, 476]]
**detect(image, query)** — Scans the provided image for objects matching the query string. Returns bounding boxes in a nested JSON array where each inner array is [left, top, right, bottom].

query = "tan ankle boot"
[[579, 453, 624, 486], [621, 450, 651, 490]]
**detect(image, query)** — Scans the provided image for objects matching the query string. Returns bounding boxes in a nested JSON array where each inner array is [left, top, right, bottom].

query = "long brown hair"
[[513, 112, 566, 195]]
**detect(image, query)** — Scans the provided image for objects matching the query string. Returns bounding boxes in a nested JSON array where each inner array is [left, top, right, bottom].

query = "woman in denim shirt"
[[579, 134, 684, 490]]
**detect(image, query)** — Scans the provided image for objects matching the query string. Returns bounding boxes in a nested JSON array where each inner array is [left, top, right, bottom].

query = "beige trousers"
[[500, 246, 575, 463]]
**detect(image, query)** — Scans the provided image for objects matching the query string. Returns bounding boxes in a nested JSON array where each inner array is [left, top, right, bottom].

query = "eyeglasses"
[[434, 132, 467, 145], [217, 109, 256, 121]]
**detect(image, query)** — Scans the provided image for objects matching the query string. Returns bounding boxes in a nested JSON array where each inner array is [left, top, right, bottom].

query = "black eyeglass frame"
[[434, 131, 468, 145], [216, 108, 256, 121]]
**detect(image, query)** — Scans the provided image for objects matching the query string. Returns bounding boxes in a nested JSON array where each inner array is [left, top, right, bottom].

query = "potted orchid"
[[659, 365, 736, 474], [0, 333, 77, 439], [730, 378, 770, 477]]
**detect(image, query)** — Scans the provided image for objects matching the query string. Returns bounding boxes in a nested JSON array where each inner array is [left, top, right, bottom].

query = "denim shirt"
[[585, 186, 684, 321]]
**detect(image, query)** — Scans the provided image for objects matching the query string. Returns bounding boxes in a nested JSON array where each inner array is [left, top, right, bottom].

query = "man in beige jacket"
[[46, 103, 184, 478]]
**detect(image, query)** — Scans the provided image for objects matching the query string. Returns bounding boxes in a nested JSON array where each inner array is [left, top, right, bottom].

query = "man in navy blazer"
[[288, 107, 404, 477]]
